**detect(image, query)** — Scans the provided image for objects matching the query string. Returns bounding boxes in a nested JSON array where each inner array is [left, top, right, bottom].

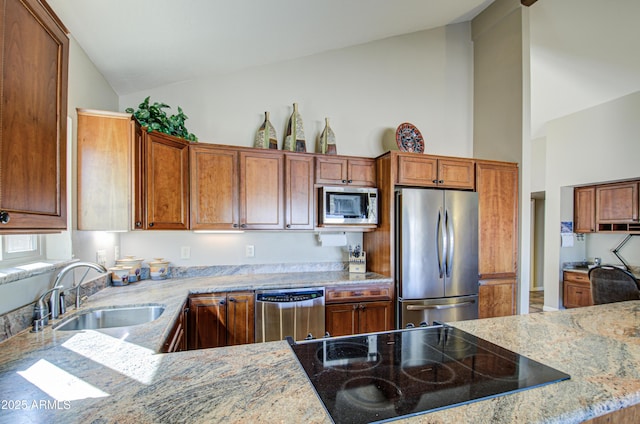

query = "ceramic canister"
[[109, 266, 131, 286], [115, 256, 143, 282], [148, 258, 170, 280]]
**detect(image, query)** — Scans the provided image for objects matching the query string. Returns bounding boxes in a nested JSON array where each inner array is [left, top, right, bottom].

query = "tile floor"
[[529, 290, 544, 313]]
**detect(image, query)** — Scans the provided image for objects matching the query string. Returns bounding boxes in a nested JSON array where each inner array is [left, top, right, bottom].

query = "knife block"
[[349, 251, 366, 273]]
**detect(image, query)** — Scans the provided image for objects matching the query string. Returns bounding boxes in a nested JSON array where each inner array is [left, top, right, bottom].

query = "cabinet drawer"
[[326, 284, 392, 303], [563, 271, 590, 283]]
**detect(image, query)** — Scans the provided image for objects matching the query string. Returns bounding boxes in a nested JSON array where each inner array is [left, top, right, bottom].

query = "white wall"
[[117, 24, 475, 268], [543, 91, 640, 309]]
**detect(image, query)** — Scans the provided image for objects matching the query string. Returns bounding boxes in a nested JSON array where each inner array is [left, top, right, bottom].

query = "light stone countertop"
[[0, 272, 639, 423]]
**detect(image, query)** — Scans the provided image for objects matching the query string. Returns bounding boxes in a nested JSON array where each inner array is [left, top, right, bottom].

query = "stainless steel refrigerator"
[[395, 188, 478, 328]]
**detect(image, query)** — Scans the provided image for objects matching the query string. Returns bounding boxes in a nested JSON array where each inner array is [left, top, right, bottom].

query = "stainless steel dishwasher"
[[255, 287, 325, 343]]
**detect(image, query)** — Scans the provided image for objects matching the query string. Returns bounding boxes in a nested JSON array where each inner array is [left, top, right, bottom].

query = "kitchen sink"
[[54, 305, 165, 331]]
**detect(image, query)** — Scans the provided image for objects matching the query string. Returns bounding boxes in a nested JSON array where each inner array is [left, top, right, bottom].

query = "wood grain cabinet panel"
[[596, 181, 639, 230], [285, 153, 314, 230], [240, 150, 284, 229], [478, 279, 516, 318], [574, 186, 596, 233], [190, 145, 239, 230], [563, 271, 593, 308], [325, 284, 393, 337], [145, 131, 190, 229], [397, 154, 475, 189], [315, 156, 376, 186], [0, 0, 69, 232]]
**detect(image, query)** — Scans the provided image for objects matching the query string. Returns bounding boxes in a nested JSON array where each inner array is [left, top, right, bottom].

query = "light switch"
[[246, 245, 255, 257]]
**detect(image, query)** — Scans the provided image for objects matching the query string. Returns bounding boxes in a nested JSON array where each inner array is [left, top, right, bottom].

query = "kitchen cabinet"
[[187, 291, 254, 350], [396, 153, 475, 190], [325, 284, 393, 337], [285, 153, 314, 229], [315, 156, 376, 187], [144, 131, 190, 230], [240, 150, 284, 229], [162, 301, 188, 353], [595, 181, 639, 232], [478, 278, 516, 318], [476, 161, 519, 318], [190, 144, 239, 230], [574, 186, 596, 233], [563, 271, 593, 308], [77, 109, 140, 230], [0, 0, 69, 232]]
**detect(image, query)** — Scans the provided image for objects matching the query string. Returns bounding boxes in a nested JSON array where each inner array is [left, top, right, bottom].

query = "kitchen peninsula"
[[0, 274, 638, 423]]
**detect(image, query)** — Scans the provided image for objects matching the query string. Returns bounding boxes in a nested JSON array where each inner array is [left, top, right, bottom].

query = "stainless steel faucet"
[[32, 285, 62, 332], [52, 261, 107, 309]]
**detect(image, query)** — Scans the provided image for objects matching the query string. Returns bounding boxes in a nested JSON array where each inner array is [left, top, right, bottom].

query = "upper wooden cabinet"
[[574, 186, 596, 233], [77, 109, 137, 231], [0, 0, 69, 232], [240, 150, 284, 230], [144, 131, 190, 230], [397, 153, 475, 190], [596, 181, 639, 231], [574, 180, 640, 233], [190, 145, 239, 230], [315, 156, 376, 187], [476, 160, 519, 278], [285, 153, 314, 230]]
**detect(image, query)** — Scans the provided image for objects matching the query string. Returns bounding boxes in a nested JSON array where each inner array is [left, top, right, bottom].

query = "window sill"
[[0, 259, 78, 287]]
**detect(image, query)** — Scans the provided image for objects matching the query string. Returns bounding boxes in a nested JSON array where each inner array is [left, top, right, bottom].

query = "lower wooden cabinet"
[[478, 279, 516, 318], [326, 301, 392, 337], [187, 291, 254, 350], [162, 301, 188, 353], [563, 271, 593, 308], [325, 284, 393, 337]]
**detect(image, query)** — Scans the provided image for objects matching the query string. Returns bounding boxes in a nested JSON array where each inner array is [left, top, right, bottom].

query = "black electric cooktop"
[[289, 326, 570, 424]]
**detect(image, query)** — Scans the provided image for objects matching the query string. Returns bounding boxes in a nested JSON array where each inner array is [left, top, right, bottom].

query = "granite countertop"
[[0, 272, 638, 423], [563, 264, 640, 279]]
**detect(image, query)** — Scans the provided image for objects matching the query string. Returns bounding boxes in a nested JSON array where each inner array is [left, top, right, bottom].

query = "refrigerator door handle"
[[406, 301, 475, 311], [436, 209, 444, 278], [445, 208, 454, 278]]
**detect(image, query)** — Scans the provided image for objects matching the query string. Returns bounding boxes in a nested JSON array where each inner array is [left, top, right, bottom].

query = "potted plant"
[[125, 96, 198, 142]]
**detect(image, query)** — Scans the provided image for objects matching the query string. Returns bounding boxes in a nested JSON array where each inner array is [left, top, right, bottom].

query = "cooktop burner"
[[289, 326, 570, 424]]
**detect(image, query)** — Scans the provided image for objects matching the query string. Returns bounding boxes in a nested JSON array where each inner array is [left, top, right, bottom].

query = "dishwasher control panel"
[[256, 289, 324, 303]]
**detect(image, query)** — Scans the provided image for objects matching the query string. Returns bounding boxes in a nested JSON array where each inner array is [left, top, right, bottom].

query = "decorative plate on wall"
[[395, 122, 424, 153]]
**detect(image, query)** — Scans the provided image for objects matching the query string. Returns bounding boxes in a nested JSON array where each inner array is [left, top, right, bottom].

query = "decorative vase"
[[254, 111, 278, 149], [283, 103, 306, 152], [317, 117, 337, 155]]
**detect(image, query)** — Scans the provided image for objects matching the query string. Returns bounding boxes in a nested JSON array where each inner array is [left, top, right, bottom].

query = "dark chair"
[[588, 265, 640, 305]]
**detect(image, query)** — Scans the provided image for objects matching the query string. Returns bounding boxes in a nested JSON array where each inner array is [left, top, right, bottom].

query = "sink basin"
[[54, 305, 165, 331]]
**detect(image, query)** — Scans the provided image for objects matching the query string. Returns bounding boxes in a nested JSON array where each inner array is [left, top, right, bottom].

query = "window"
[[0, 234, 45, 265]]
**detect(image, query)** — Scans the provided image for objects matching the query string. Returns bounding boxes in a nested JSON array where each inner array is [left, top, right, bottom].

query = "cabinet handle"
[[233, 223, 239, 228], [341, 179, 347, 184], [438, 180, 444, 184], [149, 222, 155, 227], [135, 221, 142, 228], [0, 211, 9, 224], [286, 224, 291, 229], [228, 297, 236, 302], [219, 300, 226, 305], [347, 180, 353, 184], [432, 179, 438, 184], [359, 304, 365, 310]]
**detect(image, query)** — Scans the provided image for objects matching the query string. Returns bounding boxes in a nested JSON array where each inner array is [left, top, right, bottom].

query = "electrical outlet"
[[96, 250, 106, 266], [246, 245, 255, 257], [181, 246, 191, 259]]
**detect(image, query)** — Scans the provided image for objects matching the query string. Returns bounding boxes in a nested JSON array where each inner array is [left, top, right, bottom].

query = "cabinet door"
[[478, 279, 516, 318], [358, 301, 393, 333], [145, 132, 190, 229], [240, 151, 284, 229], [315, 157, 348, 185], [397, 155, 438, 187], [562, 271, 593, 308], [574, 186, 596, 233], [285, 154, 314, 229], [437, 158, 475, 189], [190, 145, 239, 230], [325, 303, 358, 337], [226, 292, 255, 346], [188, 294, 227, 349], [596, 182, 639, 223], [476, 161, 519, 278], [0, 0, 68, 231], [347, 158, 376, 186], [77, 110, 134, 231]]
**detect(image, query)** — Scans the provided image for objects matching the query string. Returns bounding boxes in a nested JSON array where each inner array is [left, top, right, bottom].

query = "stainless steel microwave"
[[319, 186, 378, 225]]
